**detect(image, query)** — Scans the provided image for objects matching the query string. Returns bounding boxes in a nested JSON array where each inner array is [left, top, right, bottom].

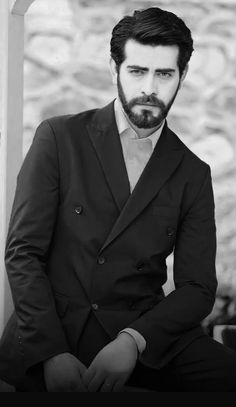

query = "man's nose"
[[141, 75, 157, 96]]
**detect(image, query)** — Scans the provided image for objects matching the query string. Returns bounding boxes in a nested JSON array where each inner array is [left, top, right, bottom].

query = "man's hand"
[[43, 352, 88, 392], [83, 332, 138, 392]]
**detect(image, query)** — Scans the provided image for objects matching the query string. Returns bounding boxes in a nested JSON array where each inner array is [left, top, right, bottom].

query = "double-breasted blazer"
[[0, 100, 217, 389]]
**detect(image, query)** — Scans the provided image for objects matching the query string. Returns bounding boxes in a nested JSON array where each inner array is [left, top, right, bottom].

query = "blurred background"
[[13, 0, 236, 331]]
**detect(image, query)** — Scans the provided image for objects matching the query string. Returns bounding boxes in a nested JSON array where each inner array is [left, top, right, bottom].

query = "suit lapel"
[[86, 101, 130, 212], [100, 123, 185, 252], [87, 101, 185, 252]]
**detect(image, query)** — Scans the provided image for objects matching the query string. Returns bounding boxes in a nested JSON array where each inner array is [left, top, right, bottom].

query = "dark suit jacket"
[[0, 101, 217, 389]]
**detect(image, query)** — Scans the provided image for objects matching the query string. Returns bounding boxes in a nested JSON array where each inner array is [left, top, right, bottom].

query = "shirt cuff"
[[118, 327, 146, 355]]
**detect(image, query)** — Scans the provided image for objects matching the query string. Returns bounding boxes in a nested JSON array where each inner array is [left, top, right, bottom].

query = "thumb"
[[77, 361, 87, 376]]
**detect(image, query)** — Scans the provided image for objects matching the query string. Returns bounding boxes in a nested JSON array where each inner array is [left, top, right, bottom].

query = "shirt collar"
[[114, 98, 165, 149]]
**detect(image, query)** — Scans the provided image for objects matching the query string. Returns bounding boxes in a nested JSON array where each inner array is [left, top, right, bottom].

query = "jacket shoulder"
[[42, 108, 99, 132], [169, 127, 211, 173]]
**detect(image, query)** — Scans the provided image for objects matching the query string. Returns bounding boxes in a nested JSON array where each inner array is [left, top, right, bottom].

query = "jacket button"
[[136, 262, 145, 271], [167, 227, 175, 237], [92, 303, 99, 311], [98, 256, 106, 265], [75, 206, 83, 215]]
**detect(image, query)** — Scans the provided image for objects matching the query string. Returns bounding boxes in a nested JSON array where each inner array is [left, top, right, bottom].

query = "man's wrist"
[[118, 328, 146, 356], [117, 331, 139, 358]]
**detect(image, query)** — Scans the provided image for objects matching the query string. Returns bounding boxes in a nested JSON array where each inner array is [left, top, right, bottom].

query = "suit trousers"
[[77, 314, 236, 392], [127, 334, 236, 392], [15, 314, 236, 392]]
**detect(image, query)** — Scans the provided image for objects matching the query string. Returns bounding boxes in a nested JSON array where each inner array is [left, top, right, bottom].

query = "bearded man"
[[1, 7, 236, 392]]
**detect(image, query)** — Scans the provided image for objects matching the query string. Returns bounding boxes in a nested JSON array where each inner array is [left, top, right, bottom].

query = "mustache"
[[129, 95, 165, 109]]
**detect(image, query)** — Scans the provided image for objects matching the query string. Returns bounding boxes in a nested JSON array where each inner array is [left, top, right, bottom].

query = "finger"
[[100, 378, 115, 393], [112, 379, 125, 392], [77, 378, 89, 392], [77, 366, 88, 388], [82, 367, 96, 387], [87, 373, 105, 392], [78, 363, 87, 375], [69, 381, 87, 392]]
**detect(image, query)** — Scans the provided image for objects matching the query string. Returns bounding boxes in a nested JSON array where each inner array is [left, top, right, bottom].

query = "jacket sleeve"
[[128, 165, 217, 369], [5, 120, 70, 372]]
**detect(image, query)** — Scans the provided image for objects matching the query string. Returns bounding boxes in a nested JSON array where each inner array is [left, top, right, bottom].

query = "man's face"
[[111, 39, 186, 129]]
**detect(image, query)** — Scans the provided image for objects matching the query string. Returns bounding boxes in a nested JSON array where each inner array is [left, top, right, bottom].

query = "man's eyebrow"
[[127, 65, 176, 72], [127, 65, 148, 71], [155, 68, 176, 73]]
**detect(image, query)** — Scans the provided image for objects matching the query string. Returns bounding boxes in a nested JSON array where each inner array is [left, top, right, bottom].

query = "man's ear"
[[109, 58, 118, 85], [180, 64, 189, 85]]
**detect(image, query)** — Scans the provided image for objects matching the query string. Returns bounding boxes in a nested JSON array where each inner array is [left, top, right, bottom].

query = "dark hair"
[[110, 7, 194, 77]]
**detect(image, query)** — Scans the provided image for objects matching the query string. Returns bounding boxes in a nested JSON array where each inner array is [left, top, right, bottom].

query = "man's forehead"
[[123, 39, 179, 68]]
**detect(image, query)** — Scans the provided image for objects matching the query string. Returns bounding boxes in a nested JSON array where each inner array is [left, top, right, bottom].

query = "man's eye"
[[130, 70, 143, 75], [157, 72, 172, 78]]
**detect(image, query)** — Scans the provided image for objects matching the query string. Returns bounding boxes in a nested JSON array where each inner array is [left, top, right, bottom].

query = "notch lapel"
[[86, 101, 130, 212], [100, 123, 185, 252]]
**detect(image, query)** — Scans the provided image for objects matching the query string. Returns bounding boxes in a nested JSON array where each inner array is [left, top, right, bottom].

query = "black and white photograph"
[[0, 0, 236, 393]]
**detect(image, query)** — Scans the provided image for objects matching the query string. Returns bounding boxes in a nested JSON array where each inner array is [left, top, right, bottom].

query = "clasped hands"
[[43, 332, 138, 392]]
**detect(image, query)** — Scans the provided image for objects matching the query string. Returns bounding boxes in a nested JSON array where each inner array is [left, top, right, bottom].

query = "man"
[[0, 7, 236, 392]]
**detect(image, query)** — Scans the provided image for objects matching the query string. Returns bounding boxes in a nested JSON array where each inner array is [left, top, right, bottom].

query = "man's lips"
[[135, 103, 159, 107]]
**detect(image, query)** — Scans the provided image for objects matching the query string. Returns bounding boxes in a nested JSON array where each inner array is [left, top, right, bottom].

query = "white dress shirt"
[[114, 98, 164, 192], [114, 98, 165, 355]]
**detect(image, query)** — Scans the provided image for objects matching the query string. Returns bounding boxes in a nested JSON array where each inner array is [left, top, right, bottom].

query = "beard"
[[117, 74, 180, 129]]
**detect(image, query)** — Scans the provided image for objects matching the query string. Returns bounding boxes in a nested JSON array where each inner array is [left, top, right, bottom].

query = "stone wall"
[[24, 0, 236, 299]]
